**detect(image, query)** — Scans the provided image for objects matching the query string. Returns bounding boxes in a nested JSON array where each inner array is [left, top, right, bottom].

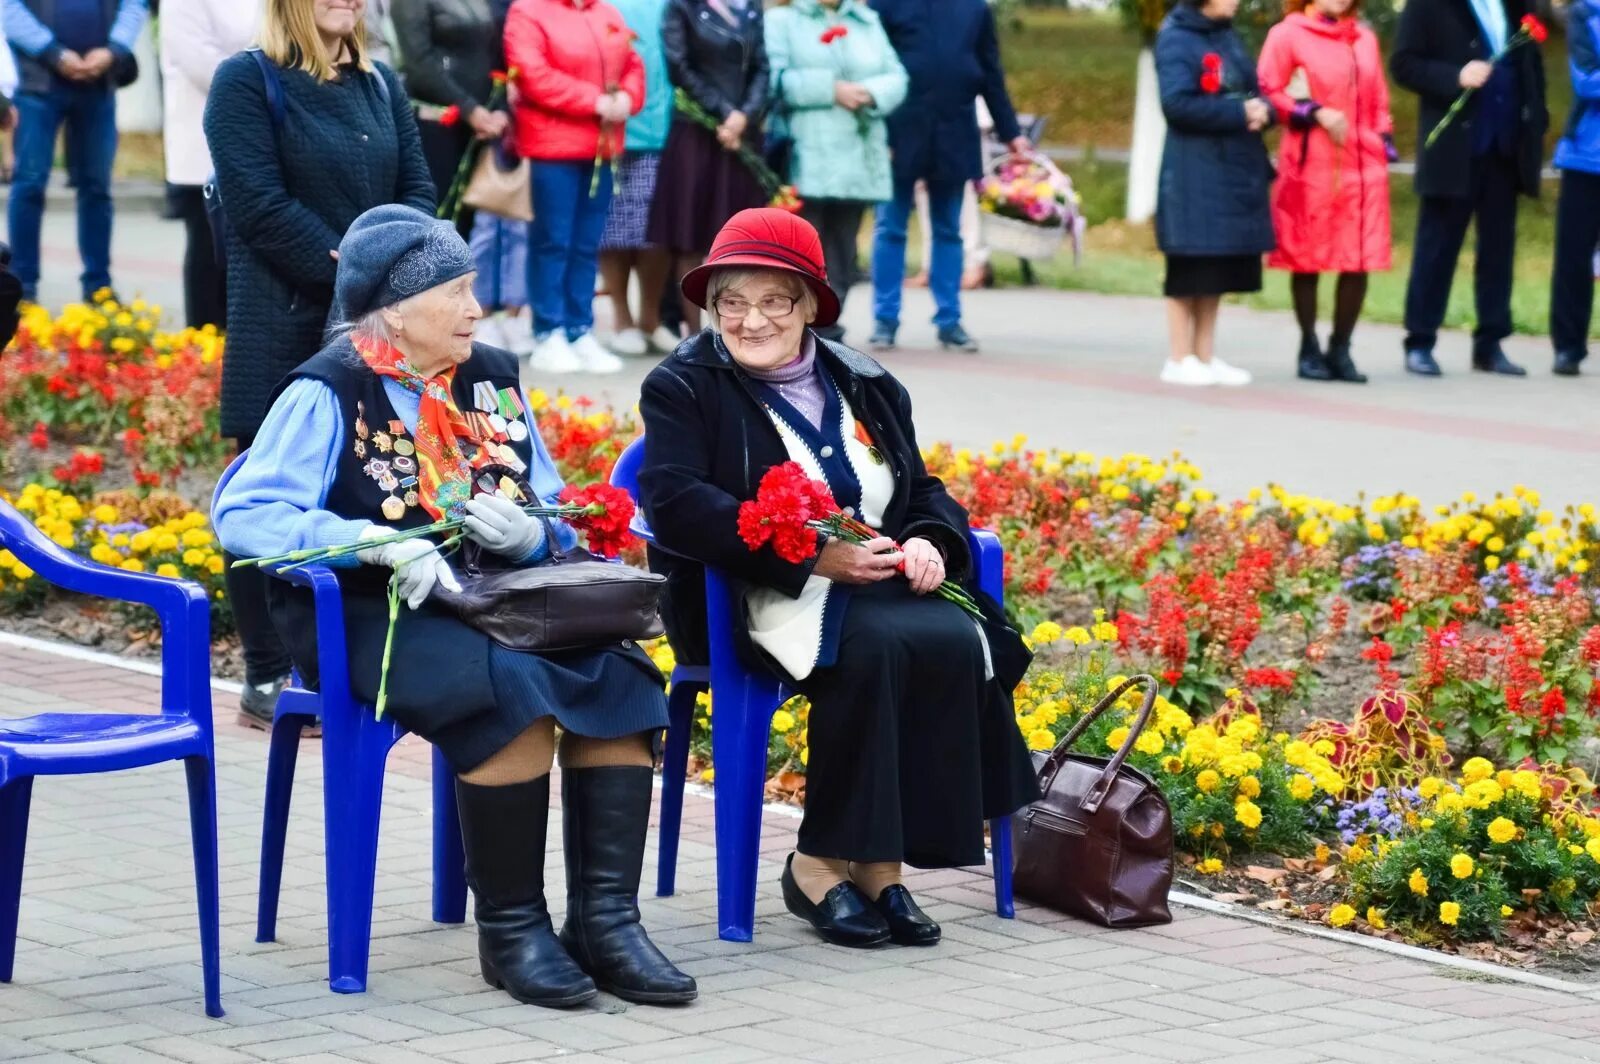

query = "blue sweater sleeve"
[[523, 390, 578, 561], [212, 378, 373, 565], [3, 0, 56, 60], [109, 0, 149, 56]]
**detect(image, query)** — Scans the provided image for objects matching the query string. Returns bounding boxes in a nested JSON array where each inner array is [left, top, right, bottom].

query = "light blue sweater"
[[213, 377, 576, 567]]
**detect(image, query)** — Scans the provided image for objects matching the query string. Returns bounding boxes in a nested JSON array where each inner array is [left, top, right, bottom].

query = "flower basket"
[[977, 151, 1085, 265]]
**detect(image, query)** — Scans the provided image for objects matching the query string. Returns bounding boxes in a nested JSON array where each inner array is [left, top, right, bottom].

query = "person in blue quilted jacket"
[[1551, 0, 1600, 377]]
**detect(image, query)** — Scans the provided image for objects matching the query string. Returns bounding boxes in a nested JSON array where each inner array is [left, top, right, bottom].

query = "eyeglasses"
[[713, 294, 800, 320]]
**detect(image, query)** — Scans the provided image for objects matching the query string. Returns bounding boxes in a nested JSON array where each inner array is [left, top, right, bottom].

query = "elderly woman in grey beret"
[[213, 205, 695, 1010]]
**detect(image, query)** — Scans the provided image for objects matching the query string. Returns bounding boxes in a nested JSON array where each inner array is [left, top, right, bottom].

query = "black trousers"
[[417, 117, 475, 236], [1403, 151, 1520, 353], [222, 432, 295, 688], [799, 198, 867, 341], [168, 184, 227, 330], [1551, 168, 1600, 362]]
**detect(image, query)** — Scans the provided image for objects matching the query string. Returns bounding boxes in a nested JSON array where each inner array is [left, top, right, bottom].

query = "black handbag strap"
[[1039, 674, 1159, 815], [461, 515, 564, 576]]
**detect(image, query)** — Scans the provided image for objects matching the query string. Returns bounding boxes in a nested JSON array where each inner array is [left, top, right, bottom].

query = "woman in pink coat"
[[1258, 0, 1396, 384]]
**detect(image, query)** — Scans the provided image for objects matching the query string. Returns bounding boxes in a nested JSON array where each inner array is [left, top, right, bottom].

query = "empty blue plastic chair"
[[0, 498, 223, 1017], [610, 437, 1014, 942], [213, 454, 467, 995]]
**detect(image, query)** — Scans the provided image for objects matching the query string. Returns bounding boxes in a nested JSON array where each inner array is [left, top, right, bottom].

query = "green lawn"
[[995, 9, 1575, 337]]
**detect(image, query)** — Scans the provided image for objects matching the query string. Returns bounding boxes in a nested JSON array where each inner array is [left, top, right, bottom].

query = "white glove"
[[594, 92, 614, 117], [608, 91, 632, 121], [463, 494, 545, 561], [355, 526, 463, 609]]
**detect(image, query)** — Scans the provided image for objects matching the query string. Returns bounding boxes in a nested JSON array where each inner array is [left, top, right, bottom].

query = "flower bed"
[[3, 306, 1598, 961]]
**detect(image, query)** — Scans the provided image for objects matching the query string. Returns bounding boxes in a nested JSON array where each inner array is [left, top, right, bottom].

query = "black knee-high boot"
[[559, 766, 697, 1005], [455, 776, 597, 1008]]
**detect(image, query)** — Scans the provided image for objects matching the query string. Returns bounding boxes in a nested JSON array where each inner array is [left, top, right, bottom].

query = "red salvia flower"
[[28, 421, 48, 450]]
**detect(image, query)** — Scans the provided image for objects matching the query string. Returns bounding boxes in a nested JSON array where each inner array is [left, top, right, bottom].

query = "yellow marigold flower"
[[182, 548, 207, 567], [1065, 626, 1091, 646], [1106, 726, 1130, 752], [1312, 739, 1335, 756], [699, 768, 714, 783], [1484, 555, 1501, 571], [1288, 774, 1315, 801], [1367, 906, 1386, 929], [155, 563, 180, 578], [771, 710, 795, 733], [1460, 757, 1494, 784], [1487, 816, 1519, 845], [1234, 800, 1263, 830], [1438, 901, 1461, 927], [205, 555, 225, 575], [1408, 867, 1429, 896], [1315, 843, 1330, 863], [91, 504, 118, 523], [1091, 621, 1119, 642], [1501, 905, 1514, 917], [1284, 740, 1312, 768], [1196, 857, 1223, 874], [1195, 769, 1220, 794], [1328, 904, 1356, 928], [1027, 729, 1055, 752], [1450, 853, 1474, 879], [1161, 756, 1184, 775], [1237, 775, 1262, 799], [1586, 838, 1600, 863], [1029, 621, 1063, 645], [1465, 779, 1504, 808], [1417, 776, 1444, 800], [1435, 792, 1465, 815], [181, 528, 213, 548], [154, 532, 180, 553], [120, 559, 145, 573], [1134, 730, 1164, 756], [1509, 770, 1543, 800], [800, 748, 808, 766]]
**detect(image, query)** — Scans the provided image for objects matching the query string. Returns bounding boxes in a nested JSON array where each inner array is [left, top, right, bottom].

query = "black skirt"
[[1164, 253, 1263, 298], [789, 580, 1040, 868], [269, 584, 668, 773], [646, 118, 769, 255]]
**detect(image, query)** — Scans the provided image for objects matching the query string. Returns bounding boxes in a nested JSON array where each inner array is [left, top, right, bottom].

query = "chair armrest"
[[0, 499, 213, 718], [967, 528, 1005, 608], [265, 563, 352, 701]]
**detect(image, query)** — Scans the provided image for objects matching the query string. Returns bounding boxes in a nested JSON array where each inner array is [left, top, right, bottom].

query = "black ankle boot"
[[1297, 334, 1333, 381], [1325, 339, 1368, 383], [559, 766, 698, 1005], [455, 776, 597, 1008]]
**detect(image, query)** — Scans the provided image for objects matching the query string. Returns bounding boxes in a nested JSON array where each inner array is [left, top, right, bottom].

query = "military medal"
[[506, 418, 528, 442], [381, 496, 406, 520], [374, 431, 393, 453], [354, 439, 367, 458], [392, 437, 415, 456], [393, 455, 416, 474]]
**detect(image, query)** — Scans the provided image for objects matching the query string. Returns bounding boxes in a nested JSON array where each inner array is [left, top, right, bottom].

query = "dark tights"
[[223, 433, 294, 687], [1291, 272, 1368, 346]]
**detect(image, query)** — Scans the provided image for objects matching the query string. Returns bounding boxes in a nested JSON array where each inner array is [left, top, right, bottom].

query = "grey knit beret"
[[333, 205, 476, 321]]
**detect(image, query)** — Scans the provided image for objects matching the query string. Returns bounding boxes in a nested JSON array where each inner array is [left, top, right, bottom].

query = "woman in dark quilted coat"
[[203, 0, 433, 727]]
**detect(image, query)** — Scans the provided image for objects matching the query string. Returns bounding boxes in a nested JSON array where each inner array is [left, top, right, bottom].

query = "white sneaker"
[[609, 327, 648, 357], [474, 314, 507, 349], [1208, 356, 1252, 387], [569, 332, 625, 374], [647, 325, 682, 353], [528, 332, 583, 374], [501, 313, 536, 357], [1159, 355, 1216, 387]]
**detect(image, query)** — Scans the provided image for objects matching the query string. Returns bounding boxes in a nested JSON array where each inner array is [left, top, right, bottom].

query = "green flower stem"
[[674, 90, 784, 197], [1424, 31, 1531, 152], [375, 572, 401, 721], [806, 516, 983, 618]]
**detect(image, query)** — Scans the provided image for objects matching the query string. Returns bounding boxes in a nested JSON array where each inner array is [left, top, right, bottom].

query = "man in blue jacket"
[[868, 0, 1028, 353], [3, 0, 147, 302]]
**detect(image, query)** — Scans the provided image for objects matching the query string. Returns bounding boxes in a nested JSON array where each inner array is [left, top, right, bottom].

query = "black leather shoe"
[[1554, 351, 1585, 377], [1297, 335, 1334, 381], [237, 674, 290, 731], [780, 855, 890, 948], [1325, 341, 1368, 384], [1472, 343, 1527, 376], [456, 777, 597, 1008], [559, 767, 697, 1005], [869, 320, 897, 352], [873, 885, 940, 946], [1404, 349, 1442, 377], [937, 323, 979, 352]]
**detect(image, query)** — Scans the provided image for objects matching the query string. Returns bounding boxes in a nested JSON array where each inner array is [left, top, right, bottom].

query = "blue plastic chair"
[[610, 437, 1015, 942], [0, 499, 223, 1017], [212, 454, 467, 995]]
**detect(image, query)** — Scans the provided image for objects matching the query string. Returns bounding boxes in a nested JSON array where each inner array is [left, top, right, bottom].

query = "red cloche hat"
[[680, 208, 841, 328]]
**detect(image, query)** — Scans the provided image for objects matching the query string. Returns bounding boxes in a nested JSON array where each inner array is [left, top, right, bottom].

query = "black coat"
[[637, 329, 1028, 686], [1153, 7, 1276, 258], [1390, 0, 1547, 199], [204, 54, 434, 441], [392, 0, 499, 111], [870, 0, 1021, 187], [661, 0, 769, 122]]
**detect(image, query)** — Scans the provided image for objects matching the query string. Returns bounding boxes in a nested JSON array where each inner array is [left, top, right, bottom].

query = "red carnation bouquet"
[[737, 462, 982, 617], [1425, 16, 1546, 150]]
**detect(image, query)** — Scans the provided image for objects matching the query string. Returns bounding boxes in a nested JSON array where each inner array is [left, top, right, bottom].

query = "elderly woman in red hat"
[[637, 209, 1038, 949]]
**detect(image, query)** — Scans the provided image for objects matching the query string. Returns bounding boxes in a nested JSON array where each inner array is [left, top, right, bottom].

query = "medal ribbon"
[[355, 336, 497, 521]]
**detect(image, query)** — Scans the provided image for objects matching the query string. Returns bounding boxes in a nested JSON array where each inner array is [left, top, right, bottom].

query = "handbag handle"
[[1038, 674, 1159, 815]]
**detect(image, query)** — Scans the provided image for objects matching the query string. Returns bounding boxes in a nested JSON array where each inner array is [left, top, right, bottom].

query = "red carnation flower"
[[820, 25, 849, 43], [1199, 71, 1222, 95], [1201, 52, 1222, 71], [560, 482, 637, 558], [1520, 14, 1548, 44], [439, 104, 462, 128]]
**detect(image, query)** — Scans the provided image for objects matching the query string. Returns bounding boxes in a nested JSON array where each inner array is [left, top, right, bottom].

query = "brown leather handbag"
[[1012, 674, 1174, 927], [437, 525, 665, 652]]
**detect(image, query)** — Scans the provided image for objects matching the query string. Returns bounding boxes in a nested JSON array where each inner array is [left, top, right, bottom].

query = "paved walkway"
[[5, 635, 1600, 1063]]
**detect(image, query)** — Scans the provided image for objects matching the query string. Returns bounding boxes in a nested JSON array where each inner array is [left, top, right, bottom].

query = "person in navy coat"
[[867, 0, 1029, 353]]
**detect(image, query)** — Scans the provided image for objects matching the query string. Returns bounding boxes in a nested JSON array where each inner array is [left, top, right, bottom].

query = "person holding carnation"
[[1257, 0, 1394, 384], [637, 208, 1038, 949], [1153, 0, 1275, 387], [214, 205, 695, 1010]]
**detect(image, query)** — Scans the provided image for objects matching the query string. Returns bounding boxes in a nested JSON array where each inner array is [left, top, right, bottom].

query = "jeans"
[[799, 198, 867, 341], [1402, 151, 1519, 353], [1550, 168, 1600, 362], [8, 85, 119, 299], [528, 159, 613, 340], [872, 178, 964, 329]]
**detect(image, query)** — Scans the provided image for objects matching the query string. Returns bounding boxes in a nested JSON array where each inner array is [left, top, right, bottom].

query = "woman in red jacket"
[[1257, 0, 1395, 384], [506, 0, 646, 375]]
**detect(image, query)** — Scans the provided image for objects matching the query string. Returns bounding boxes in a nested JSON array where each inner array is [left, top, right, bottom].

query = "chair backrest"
[[608, 436, 658, 544]]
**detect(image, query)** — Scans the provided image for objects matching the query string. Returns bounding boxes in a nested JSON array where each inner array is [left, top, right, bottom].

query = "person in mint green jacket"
[[766, 0, 906, 341], [599, 0, 678, 357]]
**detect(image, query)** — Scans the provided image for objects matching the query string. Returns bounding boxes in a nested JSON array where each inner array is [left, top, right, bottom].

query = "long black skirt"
[[790, 580, 1040, 868], [1163, 253, 1263, 297], [269, 583, 668, 772], [645, 118, 769, 255]]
